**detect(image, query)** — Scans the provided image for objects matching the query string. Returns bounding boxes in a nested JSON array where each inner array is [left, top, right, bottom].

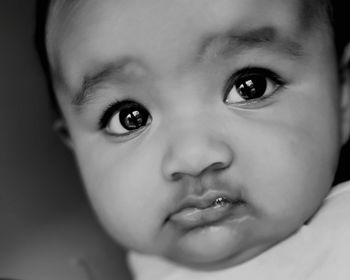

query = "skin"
[[47, 0, 350, 270]]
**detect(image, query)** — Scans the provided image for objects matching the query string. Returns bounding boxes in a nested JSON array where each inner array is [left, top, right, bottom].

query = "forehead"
[[47, 0, 323, 90]]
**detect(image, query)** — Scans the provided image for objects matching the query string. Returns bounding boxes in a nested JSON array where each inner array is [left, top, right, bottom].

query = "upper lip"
[[168, 189, 244, 217]]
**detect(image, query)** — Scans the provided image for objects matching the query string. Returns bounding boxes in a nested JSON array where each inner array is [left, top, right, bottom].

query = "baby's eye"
[[224, 67, 285, 105], [99, 101, 151, 136]]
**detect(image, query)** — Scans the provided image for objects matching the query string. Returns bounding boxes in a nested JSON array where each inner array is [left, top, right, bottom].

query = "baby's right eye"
[[99, 100, 151, 136]]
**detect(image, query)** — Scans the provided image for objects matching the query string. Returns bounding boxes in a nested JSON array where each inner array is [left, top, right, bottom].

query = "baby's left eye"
[[224, 68, 284, 105]]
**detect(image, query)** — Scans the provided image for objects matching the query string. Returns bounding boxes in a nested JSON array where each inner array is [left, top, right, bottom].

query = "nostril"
[[162, 136, 234, 181], [170, 172, 183, 181], [207, 161, 231, 172], [166, 158, 232, 182]]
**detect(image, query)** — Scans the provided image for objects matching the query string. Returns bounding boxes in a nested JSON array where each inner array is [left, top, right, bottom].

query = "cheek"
[[240, 90, 340, 223], [73, 139, 168, 253], [246, 132, 331, 215]]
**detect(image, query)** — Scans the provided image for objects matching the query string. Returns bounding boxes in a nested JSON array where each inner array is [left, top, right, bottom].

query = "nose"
[[162, 130, 234, 181]]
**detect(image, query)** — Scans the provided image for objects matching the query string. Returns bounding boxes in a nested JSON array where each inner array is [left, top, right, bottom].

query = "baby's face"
[[50, 0, 347, 269]]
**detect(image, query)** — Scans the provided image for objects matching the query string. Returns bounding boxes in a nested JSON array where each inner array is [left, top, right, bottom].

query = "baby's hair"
[[35, 0, 58, 115], [329, 1, 350, 58], [34, 0, 349, 116]]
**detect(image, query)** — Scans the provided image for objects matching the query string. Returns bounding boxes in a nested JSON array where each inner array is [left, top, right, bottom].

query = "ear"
[[53, 118, 73, 149], [340, 42, 350, 145]]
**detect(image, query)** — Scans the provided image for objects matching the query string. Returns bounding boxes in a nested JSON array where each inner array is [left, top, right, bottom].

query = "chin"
[[166, 236, 280, 271]]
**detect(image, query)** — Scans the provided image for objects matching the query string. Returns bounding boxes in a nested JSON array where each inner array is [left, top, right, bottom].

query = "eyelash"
[[223, 66, 286, 106], [98, 101, 122, 130]]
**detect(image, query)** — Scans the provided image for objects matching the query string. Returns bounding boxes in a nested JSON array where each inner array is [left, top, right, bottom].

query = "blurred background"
[[0, 1, 130, 279], [1, 1, 350, 279]]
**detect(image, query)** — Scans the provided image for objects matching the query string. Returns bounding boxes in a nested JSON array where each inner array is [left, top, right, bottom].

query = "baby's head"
[[37, 0, 350, 270]]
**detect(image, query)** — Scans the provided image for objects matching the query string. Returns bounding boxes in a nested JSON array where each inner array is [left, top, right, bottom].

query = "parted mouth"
[[210, 196, 245, 208], [171, 191, 245, 213], [166, 191, 248, 229]]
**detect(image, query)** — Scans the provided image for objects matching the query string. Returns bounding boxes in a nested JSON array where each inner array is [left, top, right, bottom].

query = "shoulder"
[[316, 181, 350, 220], [326, 180, 350, 201], [309, 180, 350, 236], [296, 181, 350, 278]]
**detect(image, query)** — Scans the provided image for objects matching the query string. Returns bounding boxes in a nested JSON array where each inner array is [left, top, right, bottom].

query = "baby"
[[36, 0, 350, 279]]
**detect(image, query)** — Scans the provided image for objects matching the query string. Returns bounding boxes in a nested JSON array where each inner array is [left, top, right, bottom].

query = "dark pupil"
[[119, 106, 148, 130], [236, 75, 267, 100]]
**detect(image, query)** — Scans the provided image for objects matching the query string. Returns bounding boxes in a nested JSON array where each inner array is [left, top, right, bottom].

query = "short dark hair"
[[35, 0, 58, 114], [329, 0, 350, 56], [34, 0, 350, 115]]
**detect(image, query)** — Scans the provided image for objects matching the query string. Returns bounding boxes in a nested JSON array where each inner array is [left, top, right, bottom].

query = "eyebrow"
[[197, 26, 304, 61], [72, 26, 304, 111], [71, 57, 138, 110]]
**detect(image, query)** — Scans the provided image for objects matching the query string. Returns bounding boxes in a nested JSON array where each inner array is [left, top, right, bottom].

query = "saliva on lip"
[[211, 197, 231, 208]]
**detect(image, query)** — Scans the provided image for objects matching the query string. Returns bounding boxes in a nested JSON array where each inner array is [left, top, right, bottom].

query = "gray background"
[[0, 1, 130, 279]]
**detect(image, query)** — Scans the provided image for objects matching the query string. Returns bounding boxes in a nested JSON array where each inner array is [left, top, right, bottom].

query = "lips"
[[167, 191, 248, 229]]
